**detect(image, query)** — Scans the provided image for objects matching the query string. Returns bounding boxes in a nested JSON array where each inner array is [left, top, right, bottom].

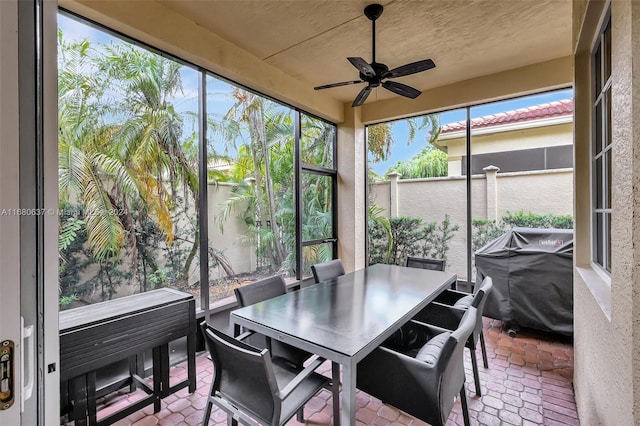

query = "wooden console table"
[[59, 288, 196, 426]]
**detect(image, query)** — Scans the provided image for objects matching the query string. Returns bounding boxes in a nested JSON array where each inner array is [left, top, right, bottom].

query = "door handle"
[[20, 317, 34, 413]]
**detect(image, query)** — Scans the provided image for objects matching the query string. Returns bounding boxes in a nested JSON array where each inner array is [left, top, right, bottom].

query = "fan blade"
[[382, 80, 421, 99], [352, 85, 372, 107], [384, 59, 435, 79], [347, 57, 376, 78], [314, 80, 364, 90]]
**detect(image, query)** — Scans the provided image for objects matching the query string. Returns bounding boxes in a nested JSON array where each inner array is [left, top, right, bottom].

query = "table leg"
[[159, 344, 170, 398], [152, 347, 162, 413], [331, 362, 341, 425], [187, 332, 196, 393], [87, 371, 97, 426], [340, 360, 356, 426], [69, 375, 88, 426]]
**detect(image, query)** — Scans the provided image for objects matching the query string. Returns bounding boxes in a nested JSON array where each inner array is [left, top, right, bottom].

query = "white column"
[[483, 165, 500, 221], [387, 172, 401, 218]]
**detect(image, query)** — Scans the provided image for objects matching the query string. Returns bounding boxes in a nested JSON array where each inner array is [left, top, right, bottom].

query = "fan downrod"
[[364, 4, 383, 21]]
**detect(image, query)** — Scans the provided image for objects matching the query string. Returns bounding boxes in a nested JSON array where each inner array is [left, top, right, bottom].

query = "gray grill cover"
[[475, 227, 573, 335]]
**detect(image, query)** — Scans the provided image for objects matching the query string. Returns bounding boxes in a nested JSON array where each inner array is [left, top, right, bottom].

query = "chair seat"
[[414, 332, 451, 365], [453, 294, 474, 309]]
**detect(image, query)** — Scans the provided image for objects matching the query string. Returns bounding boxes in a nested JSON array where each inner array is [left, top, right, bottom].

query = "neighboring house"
[[435, 99, 574, 176]]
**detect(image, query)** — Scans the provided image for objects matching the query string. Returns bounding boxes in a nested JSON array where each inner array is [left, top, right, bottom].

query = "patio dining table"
[[230, 263, 456, 426]]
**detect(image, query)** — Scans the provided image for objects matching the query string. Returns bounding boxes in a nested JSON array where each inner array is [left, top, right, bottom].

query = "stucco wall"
[[207, 183, 256, 280], [496, 169, 573, 218], [370, 168, 572, 281], [571, 0, 639, 424]]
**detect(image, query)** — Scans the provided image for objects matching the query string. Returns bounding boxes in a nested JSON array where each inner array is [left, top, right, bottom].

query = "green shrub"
[[502, 210, 573, 229], [471, 219, 506, 252], [368, 214, 459, 266]]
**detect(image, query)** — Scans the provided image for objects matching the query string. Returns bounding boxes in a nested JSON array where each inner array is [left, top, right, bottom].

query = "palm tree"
[[58, 32, 135, 261], [59, 32, 202, 296], [211, 88, 291, 269], [97, 43, 200, 285]]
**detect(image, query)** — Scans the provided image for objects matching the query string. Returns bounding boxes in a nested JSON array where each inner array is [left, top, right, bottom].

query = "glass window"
[[301, 242, 334, 279], [206, 80, 296, 301], [300, 113, 338, 278], [57, 14, 202, 309], [57, 12, 338, 309], [302, 174, 334, 241], [366, 112, 466, 280], [301, 114, 335, 168], [366, 88, 574, 288], [592, 11, 612, 273]]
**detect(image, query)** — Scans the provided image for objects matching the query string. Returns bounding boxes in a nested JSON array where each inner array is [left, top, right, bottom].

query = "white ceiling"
[[158, 0, 572, 105]]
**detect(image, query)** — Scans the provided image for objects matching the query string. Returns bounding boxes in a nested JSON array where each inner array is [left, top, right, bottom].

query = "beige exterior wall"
[[441, 121, 573, 176], [496, 169, 573, 218], [207, 183, 256, 280], [572, 0, 640, 424], [370, 168, 572, 281]]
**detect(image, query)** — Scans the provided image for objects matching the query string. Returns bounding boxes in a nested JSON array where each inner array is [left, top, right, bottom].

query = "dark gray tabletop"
[[231, 263, 456, 360], [59, 288, 193, 332]]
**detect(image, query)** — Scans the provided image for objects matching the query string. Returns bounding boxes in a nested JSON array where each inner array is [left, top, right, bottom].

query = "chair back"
[[311, 259, 345, 283], [201, 322, 278, 424], [406, 256, 446, 271], [471, 276, 493, 338], [438, 306, 477, 423], [235, 275, 287, 307]]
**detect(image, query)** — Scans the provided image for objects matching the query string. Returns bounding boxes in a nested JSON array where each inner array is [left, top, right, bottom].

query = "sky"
[[59, 13, 573, 176]]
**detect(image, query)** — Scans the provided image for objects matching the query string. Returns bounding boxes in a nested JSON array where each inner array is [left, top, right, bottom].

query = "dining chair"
[[406, 256, 446, 271], [310, 258, 345, 283], [234, 276, 311, 368], [405, 255, 455, 289], [200, 322, 335, 426], [357, 307, 478, 426], [412, 276, 494, 396]]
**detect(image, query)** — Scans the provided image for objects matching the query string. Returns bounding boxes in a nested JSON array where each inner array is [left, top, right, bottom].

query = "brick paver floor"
[[92, 318, 578, 425]]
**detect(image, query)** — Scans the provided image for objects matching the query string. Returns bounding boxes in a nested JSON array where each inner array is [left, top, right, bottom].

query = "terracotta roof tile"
[[440, 98, 573, 134]]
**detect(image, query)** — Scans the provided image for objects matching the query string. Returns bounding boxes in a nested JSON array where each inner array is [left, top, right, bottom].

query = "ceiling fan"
[[314, 3, 436, 107]]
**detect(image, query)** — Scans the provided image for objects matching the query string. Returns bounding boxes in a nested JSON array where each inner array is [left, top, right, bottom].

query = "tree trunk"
[[181, 225, 199, 286], [247, 101, 285, 267]]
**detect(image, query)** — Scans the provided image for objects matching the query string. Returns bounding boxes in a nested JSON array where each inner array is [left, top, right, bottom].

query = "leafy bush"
[[471, 219, 506, 252], [502, 210, 573, 229], [59, 293, 79, 307], [368, 214, 459, 267]]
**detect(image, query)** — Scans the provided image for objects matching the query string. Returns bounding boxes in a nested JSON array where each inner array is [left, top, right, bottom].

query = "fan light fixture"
[[314, 4, 436, 107]]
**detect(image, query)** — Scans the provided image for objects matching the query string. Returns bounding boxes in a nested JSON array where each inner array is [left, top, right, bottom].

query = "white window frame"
[[591, 9, 612, 273]]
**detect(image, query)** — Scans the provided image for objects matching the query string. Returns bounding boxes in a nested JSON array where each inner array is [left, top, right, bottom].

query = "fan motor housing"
[[364, 4, 383, 21], [360, 62, 389, 86]]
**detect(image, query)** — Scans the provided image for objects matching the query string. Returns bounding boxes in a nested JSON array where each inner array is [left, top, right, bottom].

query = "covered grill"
[[475, 227, 573, 336]]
